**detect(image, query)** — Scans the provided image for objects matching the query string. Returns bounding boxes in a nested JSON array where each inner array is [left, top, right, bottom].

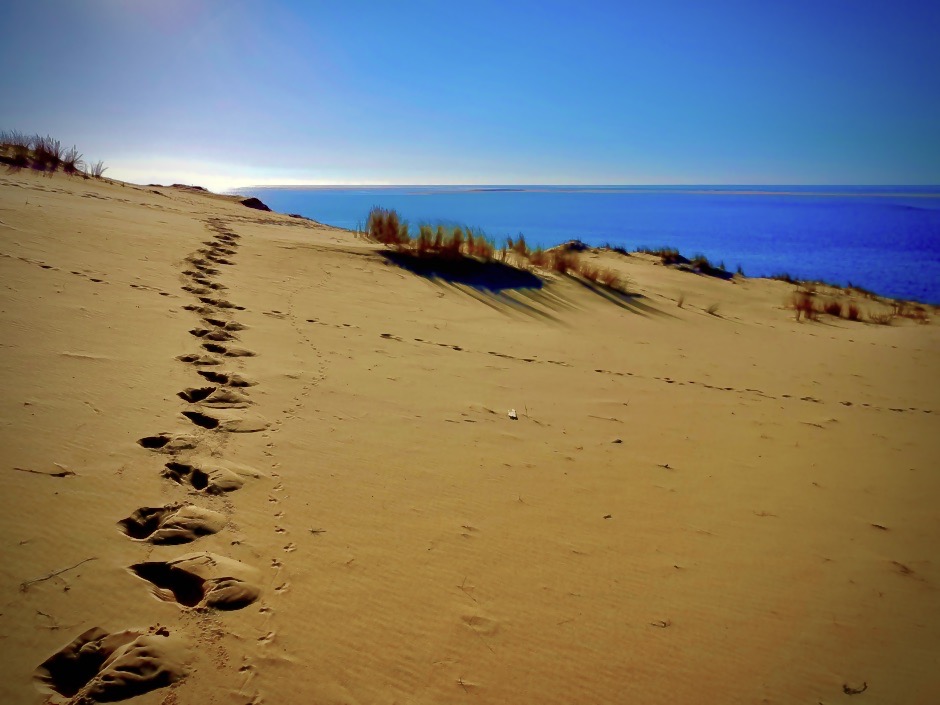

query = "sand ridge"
[[1, 170, 939, 704]]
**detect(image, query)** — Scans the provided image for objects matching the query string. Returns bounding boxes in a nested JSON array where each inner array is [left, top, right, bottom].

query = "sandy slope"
[[1, 170, 938, 705]]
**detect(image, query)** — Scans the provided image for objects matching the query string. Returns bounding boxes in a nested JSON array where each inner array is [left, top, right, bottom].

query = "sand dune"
[[1, 170, 938, 704]]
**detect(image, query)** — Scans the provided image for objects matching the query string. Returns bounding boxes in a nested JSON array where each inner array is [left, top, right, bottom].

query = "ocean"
[[237, 186, 940, 303]]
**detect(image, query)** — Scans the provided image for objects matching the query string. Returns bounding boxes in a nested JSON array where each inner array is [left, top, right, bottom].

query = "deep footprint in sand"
[[197, 369, 256, 387], [35, 626, 187, 701], [203, 317, 248, 332], [176, 353, 222, 366], [201, 342, 255, 357], [119, 504, 226, 544], [198, 296, 244, 310], [130, 552, 260, 609], [137, 433, 199, 453], [163, 457, 264, 493], [190, 327, 238, 341], [181, 408, 269, 432], [179, 386, 252, 408]]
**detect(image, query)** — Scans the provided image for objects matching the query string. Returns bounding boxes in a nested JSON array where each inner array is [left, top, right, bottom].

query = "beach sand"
[[1, 170, 938, 704]]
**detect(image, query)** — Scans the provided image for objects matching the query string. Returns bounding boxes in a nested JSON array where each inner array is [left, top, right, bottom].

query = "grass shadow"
[[381, 251, 543, 292], [570, 277, 675, 318]]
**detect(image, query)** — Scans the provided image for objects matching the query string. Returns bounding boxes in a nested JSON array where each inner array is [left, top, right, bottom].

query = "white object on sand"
[[508, 409, 518, 420]]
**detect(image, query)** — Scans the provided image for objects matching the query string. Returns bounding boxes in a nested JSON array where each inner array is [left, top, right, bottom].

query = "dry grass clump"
[[88, 159, 108, 178], [894, 302, 929, 324], [792, 292, 819, 321], [846, 303, 861, 321], [867, 311, 894, 325], [639, 246, 684, 265], [367, 208, 497, 262], [823, 300, 843, 317], [367, 207, 407, 246], [1, 131, 104, 177], [550, 252, 577, 274], [368, 210, 633, 293], [571, 260, 622, 289], [529, 248, 548, 268], [507, 235, 530, 259], [597, 268, 621, 287]]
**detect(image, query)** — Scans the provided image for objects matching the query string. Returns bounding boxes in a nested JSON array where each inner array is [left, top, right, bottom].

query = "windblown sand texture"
[[1, 171, 938, 704]]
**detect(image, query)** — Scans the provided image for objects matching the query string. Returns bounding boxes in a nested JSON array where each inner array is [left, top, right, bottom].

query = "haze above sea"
[[238, 185, 940, 303]]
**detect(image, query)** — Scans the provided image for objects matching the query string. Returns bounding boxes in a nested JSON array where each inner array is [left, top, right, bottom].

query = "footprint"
[[182, 305, 219, 316], [130, 553, 260, 610], [203, 317, 248, 331], [163, 458, 263, 493], [178, 387, 217, 403], [137, 433, 199, 453], [179, 386, 252, 408], [201, 342, 255, 357], [180, 408, 268, 432], [199, 296, 244, 310], [35, 626, 188, 701], [119, 504, 226, 544], [177, 353, 222, 366], [182, 411, 220, 429], [196, 370, 256, 387]]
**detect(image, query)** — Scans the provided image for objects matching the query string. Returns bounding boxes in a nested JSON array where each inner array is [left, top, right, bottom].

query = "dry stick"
[[457, 577, 478, 603], [20, 557, 97, 592], [12, 465, 76, 478]]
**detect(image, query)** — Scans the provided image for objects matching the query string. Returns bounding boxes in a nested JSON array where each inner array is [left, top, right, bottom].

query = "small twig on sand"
[[457, 577, 478, 603], [20, 557, 97, 592], [843, 682, 868, 695], [36, 610, 62, 630], [13, 464, 76, 478]]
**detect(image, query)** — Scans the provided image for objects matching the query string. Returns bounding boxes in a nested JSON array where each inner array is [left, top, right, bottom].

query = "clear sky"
[[2, 0, 938, 190]]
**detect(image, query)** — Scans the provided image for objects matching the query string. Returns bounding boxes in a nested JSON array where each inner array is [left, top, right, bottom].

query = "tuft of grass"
[[706, 303, 720, 316], [577, 262, 600, 282], [416, 224, 433, 254], [823, 300, 843, 317], [89, 159, 108, 178], [62, 145, 83, 175], [367, 207, 406, 246], [638, 246, 683, 265], [511, 234, 530, 259], [551, 252, 577, 274], [792, 292, 818, 321], [529, 247, 548, 268], [597, 268, 621, 288], [867, 311, 894, 325], [32, 135, 63, 171], [846, 303, 861, 321], [603, 243, 630, 256]]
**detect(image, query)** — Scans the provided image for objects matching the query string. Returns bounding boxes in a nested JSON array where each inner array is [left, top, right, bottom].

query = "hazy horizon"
[[2, 1, 939, 191]]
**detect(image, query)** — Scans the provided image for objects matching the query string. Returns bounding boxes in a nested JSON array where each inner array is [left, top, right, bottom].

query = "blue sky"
[[2, 0, 938, 189]]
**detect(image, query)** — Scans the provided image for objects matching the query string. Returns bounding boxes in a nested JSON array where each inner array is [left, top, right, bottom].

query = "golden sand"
[[1, 170, 938, 704]]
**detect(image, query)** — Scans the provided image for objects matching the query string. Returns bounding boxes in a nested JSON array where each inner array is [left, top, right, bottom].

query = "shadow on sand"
[[380, 250, 670, 321], [381, 251, 544, 292]]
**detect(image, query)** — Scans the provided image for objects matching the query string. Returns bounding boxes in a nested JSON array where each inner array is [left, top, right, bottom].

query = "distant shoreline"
[[236, 185, 940, 304], [235, 184, 940, 199]]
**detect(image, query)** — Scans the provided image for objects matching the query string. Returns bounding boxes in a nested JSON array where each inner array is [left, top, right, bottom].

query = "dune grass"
[[1, 131, 104, 177], [366, 207, 630, 294]]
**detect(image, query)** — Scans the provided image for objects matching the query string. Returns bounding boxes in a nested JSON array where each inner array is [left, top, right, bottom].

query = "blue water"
[[237, 185, 940, 303]]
